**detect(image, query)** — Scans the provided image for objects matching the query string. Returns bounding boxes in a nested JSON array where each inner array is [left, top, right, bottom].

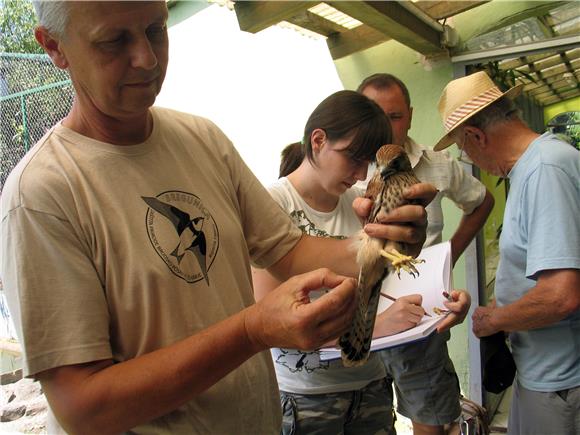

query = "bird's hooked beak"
[[380, 166, 396, 180]]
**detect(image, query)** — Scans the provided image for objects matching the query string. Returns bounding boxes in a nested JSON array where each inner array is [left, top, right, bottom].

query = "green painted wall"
[[480, 173, 506, 292], [333, 40, 477, 392], [544, 95, 580, 125], [335, 40, 452, 147]]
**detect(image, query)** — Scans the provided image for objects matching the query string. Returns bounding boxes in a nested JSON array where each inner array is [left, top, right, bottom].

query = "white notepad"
[[319, 241, 453, 361]]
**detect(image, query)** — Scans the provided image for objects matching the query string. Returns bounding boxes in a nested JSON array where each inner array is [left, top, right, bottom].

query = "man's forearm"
[[40, 307, 264, 435], [270, 235, 358, 281], [488, 271, 580, 333]]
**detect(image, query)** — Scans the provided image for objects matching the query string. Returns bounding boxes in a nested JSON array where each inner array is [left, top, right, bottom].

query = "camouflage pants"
[[280, 378, 396, 435]]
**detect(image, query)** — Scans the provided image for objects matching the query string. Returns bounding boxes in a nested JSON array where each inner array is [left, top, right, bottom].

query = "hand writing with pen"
[[375, 290, 471, 336]]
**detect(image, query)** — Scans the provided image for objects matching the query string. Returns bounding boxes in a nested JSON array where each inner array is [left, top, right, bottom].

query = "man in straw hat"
[[0, 1, 436, 434], [436, 70, 580, 435]]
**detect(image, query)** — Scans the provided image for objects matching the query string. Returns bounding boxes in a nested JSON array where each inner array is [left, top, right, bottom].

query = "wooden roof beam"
[[286, 10, 347, 37], [414, 1, 489, 20], [327, 25, 390, 60], [233, 1, 318, 34], [523, 59, 580, 85], [327, 1, 445, 55], [284, 11, 390, 60], [516, 51, 580, 76], [521, 70, 580, 92]]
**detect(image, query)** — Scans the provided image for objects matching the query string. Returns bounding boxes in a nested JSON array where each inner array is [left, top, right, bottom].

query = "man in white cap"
[[358, 73, 494, 435], [436, 70, 580, 435]]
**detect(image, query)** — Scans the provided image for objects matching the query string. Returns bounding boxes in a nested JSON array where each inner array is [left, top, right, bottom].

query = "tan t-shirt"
[[1, 107, 301, 434]]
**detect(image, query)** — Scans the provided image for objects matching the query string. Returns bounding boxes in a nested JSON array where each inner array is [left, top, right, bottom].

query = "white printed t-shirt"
[[268, 177, 386, 394]]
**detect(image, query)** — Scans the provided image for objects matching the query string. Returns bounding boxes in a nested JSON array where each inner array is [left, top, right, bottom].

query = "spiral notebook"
[[319, 241, 453, 361]]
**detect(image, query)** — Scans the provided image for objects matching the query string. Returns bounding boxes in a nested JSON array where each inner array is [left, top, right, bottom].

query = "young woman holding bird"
[[253, 90, 439, 434]]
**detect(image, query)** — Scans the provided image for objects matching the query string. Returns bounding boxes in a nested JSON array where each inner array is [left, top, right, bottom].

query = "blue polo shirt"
[[495, 132, 580, 392]]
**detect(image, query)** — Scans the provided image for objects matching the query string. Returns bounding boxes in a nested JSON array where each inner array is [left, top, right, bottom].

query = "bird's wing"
[[364, 171, 385, 225], [142, 197, 191, 234]]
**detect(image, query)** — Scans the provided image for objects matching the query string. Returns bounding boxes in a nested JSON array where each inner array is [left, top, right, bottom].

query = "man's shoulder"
[[1, 127, 62, 216], [514, 133, 579, 183], [420, 147, 453, 165], [414, 146, 458, 182], [152, 106, 217, 130], [534, 133, 579, 169]]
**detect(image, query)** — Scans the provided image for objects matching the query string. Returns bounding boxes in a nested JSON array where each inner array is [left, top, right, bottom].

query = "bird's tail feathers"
[[356, 233, 385, 285], [339, 274, 384, 367], [339, 231, 386, 367]]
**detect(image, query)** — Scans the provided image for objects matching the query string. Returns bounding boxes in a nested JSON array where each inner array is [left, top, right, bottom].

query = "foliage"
[[548, 111, 580, 150], [0, 0, 42, 54], [472, 60, 536, 91], [0, 0, 72, 191]]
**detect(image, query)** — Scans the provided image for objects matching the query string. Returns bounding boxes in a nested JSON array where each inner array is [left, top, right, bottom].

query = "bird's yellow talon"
[[380, 249, 424, 278]]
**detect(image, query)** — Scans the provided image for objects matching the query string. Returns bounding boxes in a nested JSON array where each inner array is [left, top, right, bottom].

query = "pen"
[[380, 292, 432, 317]]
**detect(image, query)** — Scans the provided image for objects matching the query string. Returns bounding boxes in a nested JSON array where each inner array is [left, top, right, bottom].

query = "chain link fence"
[[1, 52, 73, 193]]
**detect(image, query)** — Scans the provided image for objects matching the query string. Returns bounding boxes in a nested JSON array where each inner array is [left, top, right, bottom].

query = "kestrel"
[[339, 144, 423, 367]]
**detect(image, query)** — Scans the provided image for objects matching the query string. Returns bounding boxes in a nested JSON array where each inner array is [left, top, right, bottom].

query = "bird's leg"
[[380, 248, 425, 278]]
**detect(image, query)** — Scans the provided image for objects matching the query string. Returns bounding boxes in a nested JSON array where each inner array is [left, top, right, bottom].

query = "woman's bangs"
[[346, 118, 391, 162]]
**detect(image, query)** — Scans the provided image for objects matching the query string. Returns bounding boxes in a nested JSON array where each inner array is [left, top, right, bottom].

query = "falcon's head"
[[376, 144, 412, 180]]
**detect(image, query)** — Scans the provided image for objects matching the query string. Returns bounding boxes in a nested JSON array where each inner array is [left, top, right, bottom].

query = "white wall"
[[157, 4, 344, 185]]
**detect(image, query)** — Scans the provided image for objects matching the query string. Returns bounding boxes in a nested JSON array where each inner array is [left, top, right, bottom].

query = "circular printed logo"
[[142, 191, 219, 284]]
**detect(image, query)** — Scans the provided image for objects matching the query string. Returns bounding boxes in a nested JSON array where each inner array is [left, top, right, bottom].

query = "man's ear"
[[311, 128, 327, 153], [34, 27, 69, 70], [465, 126, 486, 148]]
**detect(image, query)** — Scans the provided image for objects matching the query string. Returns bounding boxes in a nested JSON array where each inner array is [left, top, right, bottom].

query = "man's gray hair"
[[463, 96, 521, 131], [32, 1, 69, 38]]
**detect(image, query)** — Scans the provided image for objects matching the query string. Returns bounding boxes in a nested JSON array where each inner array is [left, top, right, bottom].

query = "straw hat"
[[434, 71, 523, 151]]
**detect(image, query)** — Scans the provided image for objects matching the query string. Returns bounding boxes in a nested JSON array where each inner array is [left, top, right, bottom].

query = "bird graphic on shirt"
[[339, 144, 424, 367], [142, 196, 209, 285]]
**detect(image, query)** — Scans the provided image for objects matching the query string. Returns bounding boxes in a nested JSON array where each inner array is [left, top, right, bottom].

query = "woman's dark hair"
[[279, 142, 304, 178], [278, 90, 391, 178], [302, 90, 391, 168]]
